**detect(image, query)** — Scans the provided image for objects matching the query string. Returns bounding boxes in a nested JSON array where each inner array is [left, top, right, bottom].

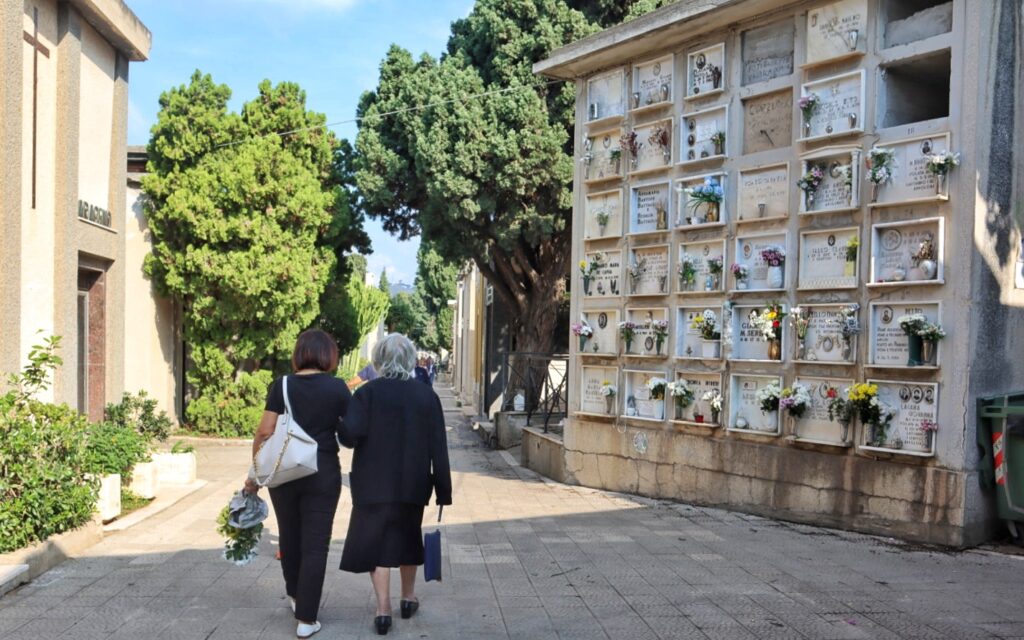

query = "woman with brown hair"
[[245, 329, 350, 639]]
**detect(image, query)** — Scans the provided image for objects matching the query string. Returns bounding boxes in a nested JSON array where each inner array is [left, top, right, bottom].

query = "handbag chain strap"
[[252, 376, 294, 488]]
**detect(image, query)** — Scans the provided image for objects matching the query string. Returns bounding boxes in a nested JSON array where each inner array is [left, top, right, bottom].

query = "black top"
[[338, 377, 453, 507], [265, 373, 352, 453]]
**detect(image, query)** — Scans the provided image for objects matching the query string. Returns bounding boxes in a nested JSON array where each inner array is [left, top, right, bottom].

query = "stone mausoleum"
[[535, 0, 1023, 545]]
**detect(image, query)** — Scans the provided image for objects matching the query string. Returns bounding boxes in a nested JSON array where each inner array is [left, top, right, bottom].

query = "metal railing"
[[499, 352, 569, 432]]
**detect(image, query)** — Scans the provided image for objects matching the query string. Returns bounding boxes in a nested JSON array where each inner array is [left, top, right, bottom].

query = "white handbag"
[[250, 376, 318, 488]]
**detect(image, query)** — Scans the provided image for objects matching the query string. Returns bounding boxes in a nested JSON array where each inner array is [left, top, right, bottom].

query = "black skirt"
[[339, 503, 425, 573]]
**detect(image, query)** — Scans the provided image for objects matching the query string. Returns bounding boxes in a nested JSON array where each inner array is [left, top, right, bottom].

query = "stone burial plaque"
[[870, 133, 952, 206], [629, 182, 672, 234], [677, 239, 727, 294], [866, 379, 939, 454], [799, 148, 861, 214], [585, 189, 623, 241], [800, 71, 865, 141], [625, 307, 670, 356], [868, 301, 940, 367], [869, 217, 944, 284], [674, 372, 723, 423], [742, 20, 795, 86], [581, 249, 623, 299], [582, 129, 624, 183], [632, 54, 674, 108], [792, 376, 855, 444], [791, 304, 858, 364], [631, 119, 674, 172], [675, 173, 727, 228], [805, 0, 868, 66], [798, 227, 859, 289], [586, 69, 625, 122], [580, 309, 620, 356], [734, 232, 788, 291], [675, 305, 724, 359], [680, 105, 728, 164], [579, 365, 618, 415], [628, 245, 670, 296], [730, 303, 786, 362], [687, 43, 726, 99], [623, 369, 668, 421], [728, 374, 783, 433], [742, 90, 793, 155], [737, 164, 789, 221]]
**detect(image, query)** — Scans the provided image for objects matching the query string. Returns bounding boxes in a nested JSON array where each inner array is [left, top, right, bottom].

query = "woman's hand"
[[243, 478, 260, 495]]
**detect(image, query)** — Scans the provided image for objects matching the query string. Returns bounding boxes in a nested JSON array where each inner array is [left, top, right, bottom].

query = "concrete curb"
[[103, 480, 208, 533], [0, 518, 103, 597]]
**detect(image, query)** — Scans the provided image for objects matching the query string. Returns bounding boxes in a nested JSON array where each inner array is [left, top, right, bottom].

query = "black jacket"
[[338, 377, 453, 507]]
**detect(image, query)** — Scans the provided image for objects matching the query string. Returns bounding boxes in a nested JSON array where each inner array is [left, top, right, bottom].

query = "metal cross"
[[23, 6, 49, 209]]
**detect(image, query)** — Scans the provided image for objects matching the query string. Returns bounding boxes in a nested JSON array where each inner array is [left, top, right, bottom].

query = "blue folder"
[[423, 506, 443, 582]]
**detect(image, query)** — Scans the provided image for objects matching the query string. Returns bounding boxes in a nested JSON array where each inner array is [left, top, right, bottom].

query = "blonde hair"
[[373, 333, 417, 380]]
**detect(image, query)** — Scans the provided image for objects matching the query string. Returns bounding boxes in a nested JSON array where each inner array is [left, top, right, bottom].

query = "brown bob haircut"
[[292, 329, 339, 372]]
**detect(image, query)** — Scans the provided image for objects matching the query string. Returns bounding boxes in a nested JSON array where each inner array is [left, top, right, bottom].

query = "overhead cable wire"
[[215, 77, 569, 149]]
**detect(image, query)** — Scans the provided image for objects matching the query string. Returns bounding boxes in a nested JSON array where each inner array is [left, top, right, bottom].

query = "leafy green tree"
[[355, 1, 595, 357], [378, 269, 391, 293], [414, 244, 458, 352], [143, 71, 364, 433], [386, 291, 429, 341]]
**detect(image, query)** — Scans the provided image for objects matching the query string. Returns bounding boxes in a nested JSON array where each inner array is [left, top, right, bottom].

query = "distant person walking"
[[413, 354, 431, 386], [338, 334, 453, 635], [244, 329, 351, 639]]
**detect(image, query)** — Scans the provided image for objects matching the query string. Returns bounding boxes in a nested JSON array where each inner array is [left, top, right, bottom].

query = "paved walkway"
[[2, 387, 1024, 639]]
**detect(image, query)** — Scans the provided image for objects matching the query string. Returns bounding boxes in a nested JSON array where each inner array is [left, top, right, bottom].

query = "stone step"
[[0, 564, 29, 598]]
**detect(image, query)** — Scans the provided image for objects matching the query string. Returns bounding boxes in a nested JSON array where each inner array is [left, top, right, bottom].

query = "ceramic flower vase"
[[578, 336, 588, 352], [768, 339, 782, 361], [762, 410, 778, 432], [675, 403, 686, 420], [767, 266, 784, 289], [583, 276, 591, 295], [805, 191, 815, 210], [706, 201, 720, 223], [844, 260, 856, 278], [736, 279, 748, 290], [711, 410, 720, 425], [922, 339, 938, 365], [605, 396, 615, 414], [907, 335, 924, 366], [656, 338, 664, 356], [702, 340, 721, 359], [935, 173, 947, 195], [840, 420, 850, 443], [920, 259, 938, 280]]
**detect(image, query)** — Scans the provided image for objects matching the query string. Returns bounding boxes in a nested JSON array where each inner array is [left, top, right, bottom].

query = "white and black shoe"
[[297, 620, 321, 638]]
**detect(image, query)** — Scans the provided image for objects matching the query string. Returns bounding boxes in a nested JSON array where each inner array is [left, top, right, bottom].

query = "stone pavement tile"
[[4, 616, 78, 639], [694, 623, 759, 640]]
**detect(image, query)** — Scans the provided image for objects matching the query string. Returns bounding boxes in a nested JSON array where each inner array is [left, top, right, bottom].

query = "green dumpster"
[[978, 392, 1024, 539]]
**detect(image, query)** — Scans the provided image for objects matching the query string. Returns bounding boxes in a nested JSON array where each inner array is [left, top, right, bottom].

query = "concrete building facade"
[[537, 0, 1023, 545], [0, 2, 176, 421]]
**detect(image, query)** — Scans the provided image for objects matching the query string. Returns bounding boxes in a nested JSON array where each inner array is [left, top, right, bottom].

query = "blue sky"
[[127, 0, 474, 285]]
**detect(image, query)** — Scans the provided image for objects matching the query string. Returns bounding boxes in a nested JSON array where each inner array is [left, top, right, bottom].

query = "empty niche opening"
[[878, 50, 951, 128], [882, 0, 953, 48]]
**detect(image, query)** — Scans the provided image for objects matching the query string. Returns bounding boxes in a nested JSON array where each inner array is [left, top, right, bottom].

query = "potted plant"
[[628, 256, 647, 293], [790, 306, 811, 360], [826, 386, 854, 443], [756, 382, 782, 432], [650, 319, 669, 356], [678, 255, 698, 291], [749, 302, 787, 360], [847, 382, 895, 446], [706, 256, 723, 290], [797, 164, 824, 209], [571, 321, 593, 352], [731, 263, 750, 290], [898, 313, 928, 366], [620, 131, 642, 170], [154, 440, 197, 485], [925, 150, 959, 195], [798, 93, 819, 137], [866, 147, 895, 202], [600, 381, 617, 414], [845, 236, 859, 277], [760, 246, 786, 289], [667, 380, 694, 420], [710, 131, 726, 156], [618, 320, 637, 354], [780, 383, 811, 422], [691, 309, 721, 359], [917, 322, 945, 366], [702, 390, 723, 425], [646, 377, 668, 420], [921, 419, 939, 451], [837, 303, 860, 361], [648, 124, 671, 164], [683, 176, 723, 223]]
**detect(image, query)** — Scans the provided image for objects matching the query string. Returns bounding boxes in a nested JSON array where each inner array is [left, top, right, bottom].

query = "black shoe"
[[400, 599, 419, 619], [374, 615, 392, 635]]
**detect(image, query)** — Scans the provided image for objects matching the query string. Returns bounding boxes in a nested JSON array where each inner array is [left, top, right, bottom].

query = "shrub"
[[0, 337, 97, 553], [171, 440, 195, 454], [83, 421, 150, 478], [105, 390, 173, 442], [185, 370, 273, 437]]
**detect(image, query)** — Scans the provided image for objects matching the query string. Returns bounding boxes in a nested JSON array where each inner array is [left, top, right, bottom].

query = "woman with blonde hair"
[[338, 333, 452, 635]]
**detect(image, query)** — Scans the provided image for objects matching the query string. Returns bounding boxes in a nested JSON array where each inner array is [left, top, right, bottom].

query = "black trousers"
[[268, 452, 341, 623]]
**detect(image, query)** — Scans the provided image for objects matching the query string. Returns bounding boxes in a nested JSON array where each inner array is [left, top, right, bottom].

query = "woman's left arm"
[[429, 395, 453, 506], [337, 387, 370, 448]]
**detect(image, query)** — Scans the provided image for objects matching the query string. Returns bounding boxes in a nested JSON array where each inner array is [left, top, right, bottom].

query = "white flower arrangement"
[[667, 380, 692, 398], [702, 389, 723, 413], [756, 382, 782, 413], [779, 383, 812, 418], [646, 377, 668, 392], [867, 147, 896, 185], [600, 381, 617, 397], [925, 151, 960, 176], [748, 310, 777, 341]]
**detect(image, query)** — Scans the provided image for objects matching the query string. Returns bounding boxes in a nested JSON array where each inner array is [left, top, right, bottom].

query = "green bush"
[[171, 440, 196, 454], [105, 390, 173, 442], [185, 370, 273, 437], [83, 421, 150, 478], [0, 336, 97, 553]]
